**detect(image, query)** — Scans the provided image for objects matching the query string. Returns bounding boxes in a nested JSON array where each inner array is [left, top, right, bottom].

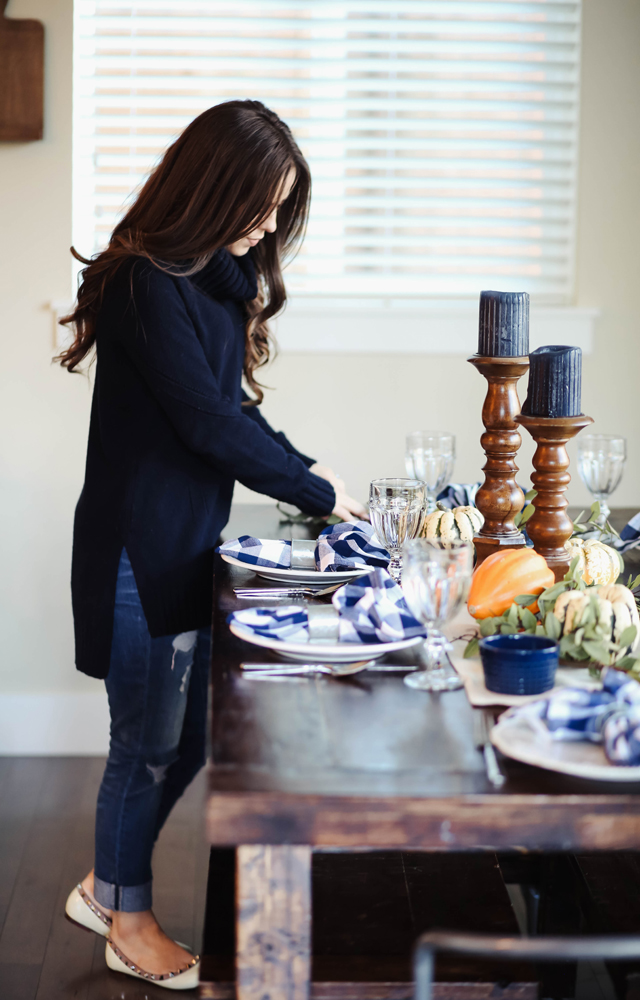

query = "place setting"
[[221, 480, 431, 668]]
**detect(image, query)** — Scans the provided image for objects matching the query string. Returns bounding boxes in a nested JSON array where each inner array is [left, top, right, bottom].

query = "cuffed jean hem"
[[94, 874, 153, 912]]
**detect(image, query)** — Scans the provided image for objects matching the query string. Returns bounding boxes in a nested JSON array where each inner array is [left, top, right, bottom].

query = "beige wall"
[[0, 0, 96, 698], [1, 0, 639, 704]]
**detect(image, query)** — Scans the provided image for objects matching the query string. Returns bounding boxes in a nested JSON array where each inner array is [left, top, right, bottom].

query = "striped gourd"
[[420, 502, 484, 546]]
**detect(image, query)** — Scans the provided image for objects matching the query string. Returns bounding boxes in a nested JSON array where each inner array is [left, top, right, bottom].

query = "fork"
[[473, 709, 506, 789], [234, 582, 344, 599], [240, 659, 374, 677]]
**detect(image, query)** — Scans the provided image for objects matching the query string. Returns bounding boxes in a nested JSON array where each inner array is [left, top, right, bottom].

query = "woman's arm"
[[240, 390, 316, 467], [112, 266, 335, 515]]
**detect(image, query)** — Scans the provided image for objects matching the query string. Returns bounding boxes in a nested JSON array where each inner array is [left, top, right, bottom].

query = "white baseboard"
[[0, 692, 110, 755]]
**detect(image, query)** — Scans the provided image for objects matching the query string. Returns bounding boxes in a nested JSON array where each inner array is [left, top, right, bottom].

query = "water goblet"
[[369, 478, 426, 583], [402, 538, 473, 692], [405, 431, 456, 512], [577, 435, 627, 524]]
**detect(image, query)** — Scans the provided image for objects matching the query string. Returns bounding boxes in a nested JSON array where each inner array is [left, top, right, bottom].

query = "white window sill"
[[274, 298, 599, 355]]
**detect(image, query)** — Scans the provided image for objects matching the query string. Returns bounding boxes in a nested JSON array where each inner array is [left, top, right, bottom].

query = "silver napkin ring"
[[307, 605, 340, 643], [290, 538, 317, 569]]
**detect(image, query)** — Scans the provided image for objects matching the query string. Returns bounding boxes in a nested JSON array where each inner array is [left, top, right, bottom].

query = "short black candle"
[[477, 290, 529, 357], [521, 345, 582, 418]]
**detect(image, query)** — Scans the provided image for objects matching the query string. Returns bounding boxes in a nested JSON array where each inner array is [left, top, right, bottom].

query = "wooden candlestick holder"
[[468, 354, 530, 565], [516, 412, 594, 581]]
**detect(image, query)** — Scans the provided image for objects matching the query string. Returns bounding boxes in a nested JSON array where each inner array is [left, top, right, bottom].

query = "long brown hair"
[[58, 100, 310, 403]]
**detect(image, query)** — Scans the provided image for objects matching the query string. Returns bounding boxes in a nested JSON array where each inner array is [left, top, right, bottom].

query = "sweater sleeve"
[[113, 266, 335, 515], [241, 390, 316, 468]]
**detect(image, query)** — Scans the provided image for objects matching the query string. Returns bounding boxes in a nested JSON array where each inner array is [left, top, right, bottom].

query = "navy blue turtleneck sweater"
[[72, 249, 335, 679]]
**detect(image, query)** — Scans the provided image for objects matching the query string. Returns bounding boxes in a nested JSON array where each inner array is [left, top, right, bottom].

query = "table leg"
[[236, 844, 311, 1000]]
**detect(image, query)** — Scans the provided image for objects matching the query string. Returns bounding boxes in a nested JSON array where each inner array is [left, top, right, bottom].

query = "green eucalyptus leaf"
[[521, 608, 538, 630], [590, 500, 602, 519], [479, 618, 497, 637], [500, 623, 518, 635], [514, 593, 540, 606], [542, 582, 569, 603], [582, 639, 612, 664], [507, 603, 519, 627], [520, 503, 536, 526], [617, 655, 640, 672], [463, 637, 480, 659], [545, 612, 562, 640], [572, 646, 592, 661], [574, 627, 585, 646], [536, 623, 546, 636], [619, 625, 638, 649]]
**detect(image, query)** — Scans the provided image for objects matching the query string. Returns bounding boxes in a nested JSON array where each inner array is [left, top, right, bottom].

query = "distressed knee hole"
[[179, 662, 191, 694], [146, 762, 169, 784], [171, 629, 198, 671]]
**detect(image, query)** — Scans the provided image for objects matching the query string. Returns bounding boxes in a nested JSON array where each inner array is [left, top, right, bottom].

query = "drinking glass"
[[369, 478, 426, 583], [405, 431, 456, 512], [577, 435, 627, 523], [402, 538, 473, 692]]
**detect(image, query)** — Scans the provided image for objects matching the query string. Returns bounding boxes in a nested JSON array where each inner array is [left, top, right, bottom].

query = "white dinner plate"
[[491, 713, 640, 782], [229, 622, 423, 663], [220, 552, 370, 585]]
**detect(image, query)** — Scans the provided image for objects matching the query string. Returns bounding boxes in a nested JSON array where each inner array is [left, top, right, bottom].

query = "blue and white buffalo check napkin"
[[228, 568, 425, 645], [217, 520, 389, 572], [507, 668, 640, 766]]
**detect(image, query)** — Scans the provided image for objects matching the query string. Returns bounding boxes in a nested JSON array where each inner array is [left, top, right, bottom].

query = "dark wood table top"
[[206, 505, 640, 851]]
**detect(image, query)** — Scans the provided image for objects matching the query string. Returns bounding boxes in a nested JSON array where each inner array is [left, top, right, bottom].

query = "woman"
[[60, 100, 365, 989]]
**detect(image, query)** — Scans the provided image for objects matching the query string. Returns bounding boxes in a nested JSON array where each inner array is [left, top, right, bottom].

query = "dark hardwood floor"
[[0, 756, 209, 999]]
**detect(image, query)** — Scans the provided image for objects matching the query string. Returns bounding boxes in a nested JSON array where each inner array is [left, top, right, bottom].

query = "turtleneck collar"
[[190, 248, 258, 303]]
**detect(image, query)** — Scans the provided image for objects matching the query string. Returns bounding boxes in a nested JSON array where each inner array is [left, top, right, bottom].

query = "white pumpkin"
[[565, 536, 623, 585], [553, 583, 640, 659], [420, 503, 484, 545]]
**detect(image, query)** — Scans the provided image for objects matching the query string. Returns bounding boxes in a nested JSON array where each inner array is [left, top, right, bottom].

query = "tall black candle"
[[521, 345, 582, 418], [477, 290, 529, 357]]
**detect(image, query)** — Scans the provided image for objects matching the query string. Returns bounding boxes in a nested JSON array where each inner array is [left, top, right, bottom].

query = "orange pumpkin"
[[467, 547, 555, 620]]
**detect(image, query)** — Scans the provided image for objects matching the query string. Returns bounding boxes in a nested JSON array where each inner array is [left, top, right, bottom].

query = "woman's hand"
[[332, 490, 368, 522], [309, 463, 368, 522]]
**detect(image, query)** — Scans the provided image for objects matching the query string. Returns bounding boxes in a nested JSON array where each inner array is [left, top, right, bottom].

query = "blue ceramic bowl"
[[479, 633, 559, 695]]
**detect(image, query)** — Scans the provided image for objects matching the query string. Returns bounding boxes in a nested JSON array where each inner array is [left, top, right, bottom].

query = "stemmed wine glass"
[[577, 435, 627, 524], [405, 431, 455, 512], [369, 478, 426, 583], [402, 538, 474, 692]]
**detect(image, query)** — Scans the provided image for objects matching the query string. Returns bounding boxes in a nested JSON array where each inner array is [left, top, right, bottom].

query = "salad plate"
[[228, 622, 423, 663], [491, 712, 640, 783]]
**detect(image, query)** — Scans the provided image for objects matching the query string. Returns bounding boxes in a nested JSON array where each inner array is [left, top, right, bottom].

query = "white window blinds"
[[73, 1, 581, 301]]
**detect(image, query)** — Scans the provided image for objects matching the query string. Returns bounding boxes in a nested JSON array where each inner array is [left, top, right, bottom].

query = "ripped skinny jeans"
[[93, 549, 210, 912]]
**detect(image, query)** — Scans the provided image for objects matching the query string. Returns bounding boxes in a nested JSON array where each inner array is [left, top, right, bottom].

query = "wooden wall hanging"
[[0, 0, 44, 141]]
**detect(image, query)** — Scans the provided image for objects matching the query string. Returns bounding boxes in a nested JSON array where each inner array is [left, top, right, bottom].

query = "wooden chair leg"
[[236, 844, 312, 1000]]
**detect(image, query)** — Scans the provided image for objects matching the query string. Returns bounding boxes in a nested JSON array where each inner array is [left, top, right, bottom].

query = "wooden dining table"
[[202, 504, 640, 1000]]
